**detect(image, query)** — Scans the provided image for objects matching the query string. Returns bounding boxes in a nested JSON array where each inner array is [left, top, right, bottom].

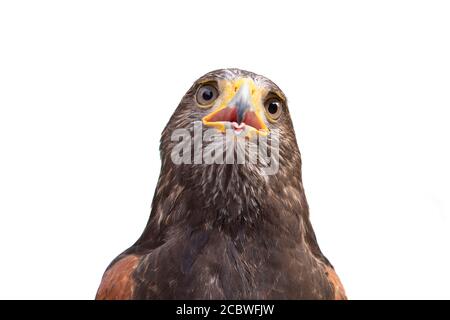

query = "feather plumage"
[[96, 69, 346, 300]]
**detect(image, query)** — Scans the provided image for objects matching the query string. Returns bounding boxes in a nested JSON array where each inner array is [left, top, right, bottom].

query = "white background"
[[0, 1, 449, 299]]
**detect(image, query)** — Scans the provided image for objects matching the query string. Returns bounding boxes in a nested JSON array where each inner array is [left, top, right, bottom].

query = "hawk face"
[[181, 69, 291, 137], [158, 69, 303, 227]]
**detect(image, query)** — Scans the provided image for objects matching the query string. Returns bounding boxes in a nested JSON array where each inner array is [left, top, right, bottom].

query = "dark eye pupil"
[[268, 102, 278, 114], [202, 89, 214, 101]]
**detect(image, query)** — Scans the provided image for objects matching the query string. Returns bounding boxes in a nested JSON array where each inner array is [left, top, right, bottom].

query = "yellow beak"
[[202, 78, 268, 138]]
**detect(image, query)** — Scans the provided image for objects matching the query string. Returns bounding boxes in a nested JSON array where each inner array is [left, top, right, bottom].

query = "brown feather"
[[325, 266, 347, 300], [96, 255, 139, 300]]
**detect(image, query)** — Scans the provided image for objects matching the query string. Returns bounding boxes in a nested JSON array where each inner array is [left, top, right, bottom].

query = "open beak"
[[202, 81, 268, 137]]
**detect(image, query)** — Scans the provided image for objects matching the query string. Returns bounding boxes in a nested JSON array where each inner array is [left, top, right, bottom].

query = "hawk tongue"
[[232, 121, 245, 133]]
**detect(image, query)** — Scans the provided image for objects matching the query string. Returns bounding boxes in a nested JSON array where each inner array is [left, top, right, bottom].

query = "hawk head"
[[153, 68, 305, 229]]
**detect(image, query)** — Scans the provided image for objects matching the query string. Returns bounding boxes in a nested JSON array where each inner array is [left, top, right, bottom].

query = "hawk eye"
[[264, 97, 283, 120], [196, 83, 219, 107]]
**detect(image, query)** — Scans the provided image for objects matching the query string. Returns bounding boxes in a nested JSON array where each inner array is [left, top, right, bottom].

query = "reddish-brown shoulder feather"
[[325, 266, 347, 300], [95, 255, 139, 300]]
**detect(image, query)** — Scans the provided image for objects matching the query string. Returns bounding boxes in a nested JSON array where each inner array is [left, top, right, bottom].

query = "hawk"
[[96, 69, 346, 300]]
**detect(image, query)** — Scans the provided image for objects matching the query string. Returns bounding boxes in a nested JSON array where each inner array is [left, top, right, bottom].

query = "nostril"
[[234, 86, 238, 92], [251, 89, 255, 95]]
